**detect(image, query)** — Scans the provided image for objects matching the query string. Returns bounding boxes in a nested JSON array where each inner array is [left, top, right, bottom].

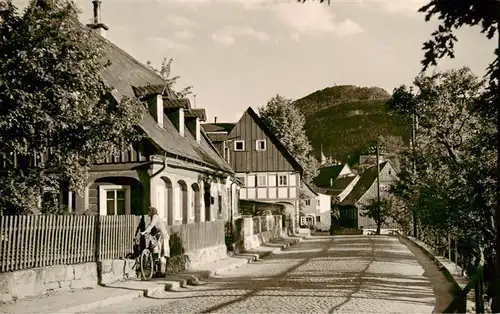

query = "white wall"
[[149, 159, 233, 225]]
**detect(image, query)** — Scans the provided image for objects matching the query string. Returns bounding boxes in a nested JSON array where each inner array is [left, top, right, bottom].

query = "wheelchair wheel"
[[140, 249, 154, 281]]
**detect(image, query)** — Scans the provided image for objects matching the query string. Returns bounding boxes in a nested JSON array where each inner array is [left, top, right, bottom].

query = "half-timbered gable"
[[204, 107, 303, 229]]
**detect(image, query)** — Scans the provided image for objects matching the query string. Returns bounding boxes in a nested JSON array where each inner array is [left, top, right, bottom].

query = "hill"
[[293, 85, 410, 165]]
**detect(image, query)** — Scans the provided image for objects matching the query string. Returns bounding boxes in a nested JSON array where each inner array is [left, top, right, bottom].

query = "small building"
[[203, 107, 304, 230], [339, 161, 397, 229], [300, 183, 331, 231]]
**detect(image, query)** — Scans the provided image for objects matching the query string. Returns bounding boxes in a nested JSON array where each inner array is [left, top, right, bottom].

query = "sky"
[[12, 0, 496, 123]]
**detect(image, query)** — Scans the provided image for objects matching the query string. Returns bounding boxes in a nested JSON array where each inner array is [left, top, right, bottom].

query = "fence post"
[[475, 266, 485, 314], [448, 233, 451, 261]]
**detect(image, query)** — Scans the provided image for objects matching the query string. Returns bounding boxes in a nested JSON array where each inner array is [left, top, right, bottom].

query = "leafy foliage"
[[388, 67, 497, 307], [258, 95, 319, 184], [293, 86, 410, 164], [0, 0, 144, 214], [146, 57, 193, 98], [417, 0, 499, 71], [360, 197, 394, 234]]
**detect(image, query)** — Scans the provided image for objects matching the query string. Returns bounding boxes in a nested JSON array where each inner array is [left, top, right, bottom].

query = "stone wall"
[[0, 263, 97, 303], [187, 244, 228, 268], [98, 259, 137, 285], [0, 259, 137, 303], [242, 215, 282, 251]]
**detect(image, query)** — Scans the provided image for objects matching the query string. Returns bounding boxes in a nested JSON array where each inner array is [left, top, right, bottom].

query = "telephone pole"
[[411, 113, 418, 239], [376, 140, 381, 235]]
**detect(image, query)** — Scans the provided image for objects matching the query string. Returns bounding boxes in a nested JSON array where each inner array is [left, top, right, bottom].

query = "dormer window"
[[256, 140, 266, 151], [234, 140, 245, 151]]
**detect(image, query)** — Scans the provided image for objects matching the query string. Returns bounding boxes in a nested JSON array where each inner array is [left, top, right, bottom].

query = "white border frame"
[[98, 185, 131, 215], [255, 140, 266, 151], [234, 140, 245, 151]]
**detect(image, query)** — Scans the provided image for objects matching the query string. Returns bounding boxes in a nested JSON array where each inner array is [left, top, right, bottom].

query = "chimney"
[[147, 95, 163, 127], [178, 108, 185, 137], [87, 0, 109, 38], [214, 117, 217, 124], [330, 178, 334, 186]]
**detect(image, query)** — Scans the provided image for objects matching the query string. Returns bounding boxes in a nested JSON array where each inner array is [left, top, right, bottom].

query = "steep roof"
[[341, 161, 388, 206], [244, 107, 303, 173], [314, 164, 345, 187], [331, 176, 357, 191], [90, 28, 233, 174]]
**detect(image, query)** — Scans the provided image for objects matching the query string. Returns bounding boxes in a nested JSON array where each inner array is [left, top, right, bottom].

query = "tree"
[[388, 67, 498, 309], [299, 0, 499, 308], [0, 0, 143, 214], [360, 197, 393, 234], [146, 57, 193, 98], [258, 95, 319, 184]]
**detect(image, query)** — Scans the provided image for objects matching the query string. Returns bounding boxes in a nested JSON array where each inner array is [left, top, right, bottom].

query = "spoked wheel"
[[140, 249, 154, 281]]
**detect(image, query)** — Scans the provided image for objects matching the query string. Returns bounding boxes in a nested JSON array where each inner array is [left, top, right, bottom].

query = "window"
[[257, 174, 267, 187], [305, 199, 311, 206], [388, 169, 392, 175], [234, 140, 245, 151], [278, 175, 287, 186], [99, 185, 131, 215], [317, 199, 320, 207], [316, 216, 321, 223], [256, 140, 266, 151]]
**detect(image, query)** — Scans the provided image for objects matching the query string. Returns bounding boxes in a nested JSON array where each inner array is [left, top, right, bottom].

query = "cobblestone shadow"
[[132, 236, 436, 313]]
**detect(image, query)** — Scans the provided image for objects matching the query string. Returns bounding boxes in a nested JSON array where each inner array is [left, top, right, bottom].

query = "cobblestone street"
[[83, 235, 441, 314]]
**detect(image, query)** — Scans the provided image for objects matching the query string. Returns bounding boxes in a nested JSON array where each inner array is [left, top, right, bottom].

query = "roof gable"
[[341, 161, 390, 206], [229, 107, 303, 173]]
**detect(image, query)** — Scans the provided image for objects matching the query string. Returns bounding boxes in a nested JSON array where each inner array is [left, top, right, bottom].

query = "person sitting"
[[141, 207, 170, 259]]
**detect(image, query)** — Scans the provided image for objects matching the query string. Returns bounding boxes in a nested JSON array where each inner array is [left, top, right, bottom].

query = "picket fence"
[[0, 215, 225, 273]]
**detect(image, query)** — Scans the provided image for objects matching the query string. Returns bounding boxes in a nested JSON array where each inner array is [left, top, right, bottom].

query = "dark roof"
[[185, 109, 207, 121], [244, 107, 303, 173], [331, 176, 357, 191], [164, 97, 191, 109], [202, 123, 236, 133], [89, 27, 232, 174], [341, 161, 389, 206], [205, 133, 229, 142], [314, 187, 341, 197], [313, 164, 345, 187]]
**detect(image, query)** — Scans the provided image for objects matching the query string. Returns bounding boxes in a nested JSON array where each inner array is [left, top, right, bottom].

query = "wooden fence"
[[1, 215, 225, 273], [168, 220, 225, 253]]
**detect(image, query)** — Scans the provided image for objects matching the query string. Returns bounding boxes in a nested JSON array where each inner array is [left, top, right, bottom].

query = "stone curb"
[[397, 234, 462, 293], [53, 290, 144, 314], [186, 236, 303, 280]]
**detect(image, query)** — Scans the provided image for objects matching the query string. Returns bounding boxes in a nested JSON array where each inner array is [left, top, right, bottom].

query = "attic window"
[[234, 140, 245, 151], [256, 140, 266, 151]]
